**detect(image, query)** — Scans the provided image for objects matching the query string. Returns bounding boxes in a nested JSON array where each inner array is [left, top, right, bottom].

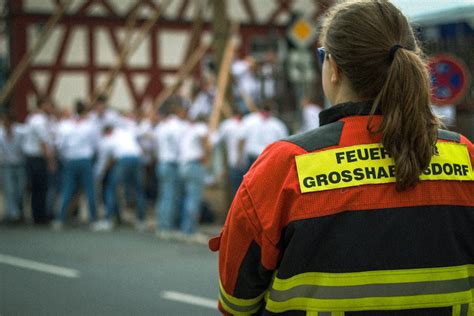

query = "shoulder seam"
[[283, 121, 344, 152], [438, 129, 461, 143]]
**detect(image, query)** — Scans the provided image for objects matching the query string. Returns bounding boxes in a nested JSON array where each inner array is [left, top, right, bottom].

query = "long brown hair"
[[320, 0, 441, 191]]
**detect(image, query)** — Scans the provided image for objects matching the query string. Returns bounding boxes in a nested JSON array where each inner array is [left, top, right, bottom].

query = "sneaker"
[[92, 220, 113, 232], [182, 232, 209, 245], [155, 230, 174, 240], [51, 220, 63, 231]]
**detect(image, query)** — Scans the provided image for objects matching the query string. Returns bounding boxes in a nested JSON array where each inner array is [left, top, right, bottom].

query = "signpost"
[[428, 54, 470, 106]]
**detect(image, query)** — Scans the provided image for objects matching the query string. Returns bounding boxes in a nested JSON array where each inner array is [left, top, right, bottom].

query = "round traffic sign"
[[428, 54, 470, 106]]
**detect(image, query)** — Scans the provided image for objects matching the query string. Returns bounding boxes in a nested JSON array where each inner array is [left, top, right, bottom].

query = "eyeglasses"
[[317, 47, 326, 65]]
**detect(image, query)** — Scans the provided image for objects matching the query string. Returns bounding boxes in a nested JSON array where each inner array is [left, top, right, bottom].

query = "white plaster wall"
[[64, 26, 87, 66], [53, 73, 88, 110], [158, 30, 189, 68], [28, 26, 65, 65]]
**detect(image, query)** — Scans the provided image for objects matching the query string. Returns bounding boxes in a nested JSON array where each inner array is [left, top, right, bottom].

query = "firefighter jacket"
[[209, 101, 474, 316]]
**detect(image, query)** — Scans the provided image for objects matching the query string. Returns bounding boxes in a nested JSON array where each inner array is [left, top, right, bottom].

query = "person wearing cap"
[[210, 1, 474, 315]]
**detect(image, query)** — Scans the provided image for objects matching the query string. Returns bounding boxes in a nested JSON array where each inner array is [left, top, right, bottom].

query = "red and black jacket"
[[210, 101, 474, 316]]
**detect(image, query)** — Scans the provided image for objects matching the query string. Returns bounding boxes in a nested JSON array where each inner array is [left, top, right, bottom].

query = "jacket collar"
[[319, 100, 380, 126]]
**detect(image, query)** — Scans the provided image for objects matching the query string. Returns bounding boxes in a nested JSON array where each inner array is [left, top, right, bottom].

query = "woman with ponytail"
[[211, 1, 474, 315]]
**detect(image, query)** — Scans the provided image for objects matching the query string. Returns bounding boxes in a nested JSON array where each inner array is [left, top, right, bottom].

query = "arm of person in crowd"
[[237, 138, 247, 168], [210, 182, 278, 315], [94, 139, 113, 180]]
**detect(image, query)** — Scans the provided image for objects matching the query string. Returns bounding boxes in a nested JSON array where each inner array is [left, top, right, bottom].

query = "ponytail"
[[369, 49, 441, 191], [321, 0, 442, 191]]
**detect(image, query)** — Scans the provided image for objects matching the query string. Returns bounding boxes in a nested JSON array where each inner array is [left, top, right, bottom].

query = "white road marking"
[[161, 291, 217, 309], [0, 254, 80, 278]]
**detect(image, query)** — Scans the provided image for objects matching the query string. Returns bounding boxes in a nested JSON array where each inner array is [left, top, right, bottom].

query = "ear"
[[328, 56, 340, 84]]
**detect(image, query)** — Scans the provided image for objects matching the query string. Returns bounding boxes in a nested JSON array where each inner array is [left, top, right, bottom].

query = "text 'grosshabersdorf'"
[[295, 143, 474, 193]]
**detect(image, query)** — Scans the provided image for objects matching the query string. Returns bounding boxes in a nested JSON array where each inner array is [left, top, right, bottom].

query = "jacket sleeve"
[[210, 183, 279, 315]]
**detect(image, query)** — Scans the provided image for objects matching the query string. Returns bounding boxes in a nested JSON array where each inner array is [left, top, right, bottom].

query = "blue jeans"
[[156, 162, 179, 231], [58, 158, 97, 223], [178, 161, 205, 234], [1, 164, 26, 219], [229, 166, 246, 197], [105, 157, 145, 221], [47, 160, 62, 218]]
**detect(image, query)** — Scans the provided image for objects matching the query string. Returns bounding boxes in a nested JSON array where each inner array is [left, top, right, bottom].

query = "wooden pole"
[[184, 0, 206, 60], [153, 42, 210, 110], [89, 0, 172, 106], [208, 22, 239, 132], [90, 6, 140, 103], [0, 0, 72, 106]]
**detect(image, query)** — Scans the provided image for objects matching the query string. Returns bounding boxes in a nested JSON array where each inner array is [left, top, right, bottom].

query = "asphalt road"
[[0, 225, 221, 316]]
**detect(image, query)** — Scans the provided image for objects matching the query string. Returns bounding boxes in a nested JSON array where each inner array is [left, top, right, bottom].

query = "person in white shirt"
[[232, 56, 260, 114], [22, 97, 56, 224], [0, 113, 27, 223], [95, 125, 145, 231], [178, 114, 211, 239], [153, 99, 188, 237], [136, 108, 159, 203], [90, 95, 124, 131], [300, 94, 323, 133], [239, 100, 289, 168], [53, 101, 100, 229], [188, 77, 216, 121], [211, 105, 246, 196]]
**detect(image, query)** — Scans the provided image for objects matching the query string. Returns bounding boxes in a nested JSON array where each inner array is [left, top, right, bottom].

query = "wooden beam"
[[90, 5, 140, 104], [153, 41, 210, 110], [208, 22, 240, 131], [89, 0, 172, 106], [184, 0, 206, 60], [0, 0, 73, 106]]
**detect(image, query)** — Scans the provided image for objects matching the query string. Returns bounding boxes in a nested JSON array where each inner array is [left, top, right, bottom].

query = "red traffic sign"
[[428, 54, 470, 106]]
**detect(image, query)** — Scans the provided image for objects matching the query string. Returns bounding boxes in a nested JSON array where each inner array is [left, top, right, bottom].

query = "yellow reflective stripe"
[[453, 304, 461, 316], [218, 281, 264, 314], [266, 293, 473, 313], [453, 303, 471, 316], [272, 265, 474, 290]]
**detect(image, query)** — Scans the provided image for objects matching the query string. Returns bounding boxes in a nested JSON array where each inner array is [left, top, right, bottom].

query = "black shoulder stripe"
[[438, 129, 460, 143], [284, 121, 344, 152]]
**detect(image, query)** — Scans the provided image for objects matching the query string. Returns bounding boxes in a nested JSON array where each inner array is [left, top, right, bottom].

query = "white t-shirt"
[[0, 123, 26, 165], [90, 108, 124, 131], [22, 112, 50, 157], [189, 89, 215, 120], [56, 117, 100, 160], [179, 121, 208, 164], [239, 112, 288, 158], [301, 104, 322, 132], [136, 119, 155, 165], [154, 115, 187, 163], [212, 117, 244, 168], [95, 128, 142, 178]]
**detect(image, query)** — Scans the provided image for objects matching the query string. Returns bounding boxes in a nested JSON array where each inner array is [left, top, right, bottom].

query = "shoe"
[[155, 230, 174, 240], [92, 220, 113, 232], [51, 220, 63, 231], [182, 232, 209, 245]]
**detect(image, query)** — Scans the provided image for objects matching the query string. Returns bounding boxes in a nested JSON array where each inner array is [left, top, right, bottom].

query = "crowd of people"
[[0, 61, 323, 242]]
